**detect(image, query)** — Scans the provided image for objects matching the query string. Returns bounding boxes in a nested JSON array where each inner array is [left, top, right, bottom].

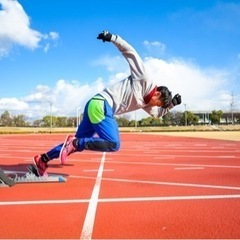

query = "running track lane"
[[0, 133, 240, 239]]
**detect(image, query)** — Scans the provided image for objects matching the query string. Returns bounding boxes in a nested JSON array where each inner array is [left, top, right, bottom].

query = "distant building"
[[192, 111, 240, 124]]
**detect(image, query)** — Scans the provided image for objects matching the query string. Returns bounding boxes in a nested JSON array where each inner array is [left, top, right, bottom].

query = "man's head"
[[148, 86, 172, 108]]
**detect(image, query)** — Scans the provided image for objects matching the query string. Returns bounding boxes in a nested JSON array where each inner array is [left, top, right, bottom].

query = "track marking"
[[175, 167, 205, 170], [71, 175, 240, 191], [80, 152, 106, 240], [1, 194, 240, 206], [99, 194, 240, 202], [115, 152, 240, 158], [98, 160, 240, 169], [83, 169, 114, 172]]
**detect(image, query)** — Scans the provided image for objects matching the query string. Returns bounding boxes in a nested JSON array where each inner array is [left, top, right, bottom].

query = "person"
[[32, 30, 182, 176]]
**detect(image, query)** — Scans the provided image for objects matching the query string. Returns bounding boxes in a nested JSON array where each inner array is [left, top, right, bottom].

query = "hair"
[[157, 86, 172, 108]]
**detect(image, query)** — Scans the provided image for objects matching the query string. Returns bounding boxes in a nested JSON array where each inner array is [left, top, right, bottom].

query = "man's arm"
[[97, 30, 146, 80]]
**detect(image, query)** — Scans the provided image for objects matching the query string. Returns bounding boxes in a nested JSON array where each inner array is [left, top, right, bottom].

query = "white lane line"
[[1, 194, 240, 206], [175, 167, 205, 170], [80, 152, 106, 240], [83, 169, 114, 172], [99, 194, 240, 202], [101, 160, 240, 169], [155, 155, 238, 158], [0, 199, 89, 205], [71, 175, 240, 191], [115, 153, 239, 158]]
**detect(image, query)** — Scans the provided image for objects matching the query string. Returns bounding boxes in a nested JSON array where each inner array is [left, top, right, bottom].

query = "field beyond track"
[[0, 125, 239, 141]]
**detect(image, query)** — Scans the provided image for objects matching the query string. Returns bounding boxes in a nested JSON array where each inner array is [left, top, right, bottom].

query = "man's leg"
[[33, 102, 95, 172], [77, 96, 120, 152], [61, 96, 120, 162], [44, 101, 95, 160]]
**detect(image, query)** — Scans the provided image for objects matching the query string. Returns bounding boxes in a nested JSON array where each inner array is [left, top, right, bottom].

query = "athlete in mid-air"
[[32, 30, 182, 176]]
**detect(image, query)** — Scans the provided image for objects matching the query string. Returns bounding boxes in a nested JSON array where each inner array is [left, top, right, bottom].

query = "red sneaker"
[[33, 155, 48, 177], [60, 135, 76, 164]]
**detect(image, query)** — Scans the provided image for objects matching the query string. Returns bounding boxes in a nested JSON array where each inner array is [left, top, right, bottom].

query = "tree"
[[42, 115, 56, 127], [0, 111, 13, 126], [13, 114, 28, 127], [67, 117, 77, 127], [209, 110, 223, 124], [162, 114, 171, 126], [33, 119, 44, 127], [115, 117, 129, 127], [172, 111, 184, 126], [56, 117, 68, 127], [180, 111, 199, 125], [164, 112, 183, 126]]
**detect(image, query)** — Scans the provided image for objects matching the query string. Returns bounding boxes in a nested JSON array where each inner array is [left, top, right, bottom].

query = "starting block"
[[0, 167, 67, 187]]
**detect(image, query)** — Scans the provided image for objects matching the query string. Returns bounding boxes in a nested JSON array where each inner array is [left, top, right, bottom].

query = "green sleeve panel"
[[88, 98, 105, 124]]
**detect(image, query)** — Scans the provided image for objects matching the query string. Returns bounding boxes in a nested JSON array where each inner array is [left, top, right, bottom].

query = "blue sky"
[[0, 0, 240, 121]]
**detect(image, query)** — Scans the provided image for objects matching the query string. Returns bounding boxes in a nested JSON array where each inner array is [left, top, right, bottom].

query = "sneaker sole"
[[28, 164, 40, 177], [59, 134, 74, 164], [32, 158, 42, 176]]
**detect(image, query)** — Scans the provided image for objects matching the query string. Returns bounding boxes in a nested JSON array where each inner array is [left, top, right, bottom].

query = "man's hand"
[[172, 94, 182, 106], [97, 31, 112, 42]]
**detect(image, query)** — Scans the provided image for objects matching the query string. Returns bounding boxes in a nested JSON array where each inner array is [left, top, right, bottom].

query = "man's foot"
[[32, 155, 48, 177], [60, 135, 77, 164]]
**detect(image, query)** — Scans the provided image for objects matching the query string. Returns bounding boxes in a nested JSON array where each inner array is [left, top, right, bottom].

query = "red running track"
[[0, 133, 240, 239]]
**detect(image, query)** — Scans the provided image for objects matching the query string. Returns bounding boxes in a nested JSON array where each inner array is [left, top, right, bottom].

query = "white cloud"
[[93, 55, 127, 73], [0, 0, 59, 58], [13, 78, 105, 120], [0, 97, 28, 110], [144, 57, 230, 111], [143, 40, 166, 54], [49, 32, 59, 41]]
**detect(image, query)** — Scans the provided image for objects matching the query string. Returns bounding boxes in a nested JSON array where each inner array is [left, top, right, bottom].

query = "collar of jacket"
[[143, 86, 157, 104]]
